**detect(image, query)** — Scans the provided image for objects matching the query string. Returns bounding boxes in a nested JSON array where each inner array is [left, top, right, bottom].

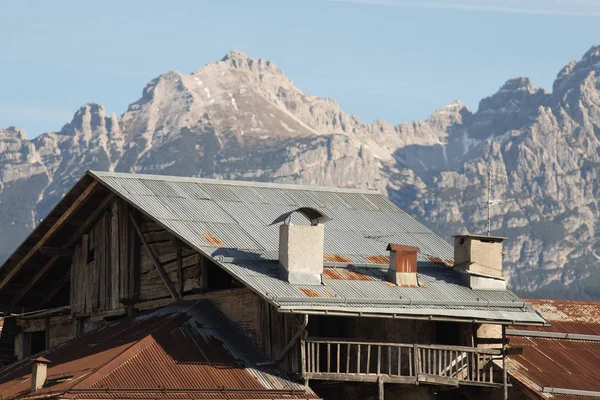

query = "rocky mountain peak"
[[61, 103, 109, 136], [0, 126, 27, 140], [219, 49, 282, 76], [426, 100, 472, 130], [553, 45, 600, 93]]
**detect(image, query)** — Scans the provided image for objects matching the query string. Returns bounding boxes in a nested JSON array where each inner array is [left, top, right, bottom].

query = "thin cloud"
[[328, 0, 600, 17]]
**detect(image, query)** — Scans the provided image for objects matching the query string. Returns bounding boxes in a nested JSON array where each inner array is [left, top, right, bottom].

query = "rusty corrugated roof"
[[0, 301, 317, 400], [507, 299, 600, 399]]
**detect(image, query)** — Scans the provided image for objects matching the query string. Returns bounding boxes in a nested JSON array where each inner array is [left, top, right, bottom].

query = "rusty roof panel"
[[0, 301, 316, 400], [507, 299, 600, 399], [508, 337, 600, 397]]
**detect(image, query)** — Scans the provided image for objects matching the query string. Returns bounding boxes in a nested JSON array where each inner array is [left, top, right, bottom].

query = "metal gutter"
[[507, 329, 600, 342], [270, 295, 527, 309], [541, 387, 600, 397], [277, 308, 546, 326]]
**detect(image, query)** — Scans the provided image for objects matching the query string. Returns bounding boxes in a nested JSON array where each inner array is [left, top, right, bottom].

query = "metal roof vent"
[[274, 208, 330, 285], [386, 244, 420, 287], [453, 235, 507, 290], [31, 356, 50, 392]]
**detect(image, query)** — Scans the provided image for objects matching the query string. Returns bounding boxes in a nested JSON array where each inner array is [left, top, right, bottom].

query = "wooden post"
[[413, 344, 420, 382], [378, 376, 384, 400], [129, 213, 179, 300], [502, 325, 508, 400]]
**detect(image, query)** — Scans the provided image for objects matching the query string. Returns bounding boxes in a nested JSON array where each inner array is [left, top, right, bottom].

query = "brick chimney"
[[31, 356, 50, 391], [276, 208, 330, 285], [453, 235, 506, 290], [386, 244, 420, 287]]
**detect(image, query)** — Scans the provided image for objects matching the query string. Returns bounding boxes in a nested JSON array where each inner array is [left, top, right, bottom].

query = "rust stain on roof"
[[342, 268, 373, 281], [323, 254, 353, 263], [427, 256, 448, 266], [300, 288, 320, 297], [322, 268, 344, 280], [201, 229, 223, 247], [513, 299, 600, 335], [322, 267, 373, 281], [366, 255, 390, 265], [445, 258, 454, 266]]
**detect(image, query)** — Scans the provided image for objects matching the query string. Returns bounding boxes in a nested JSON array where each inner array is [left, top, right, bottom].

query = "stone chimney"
[[386, 244, 420, 287], [31, 356, 50, 391], [453, 235, 506, 290], [275, 208, 330, 285]]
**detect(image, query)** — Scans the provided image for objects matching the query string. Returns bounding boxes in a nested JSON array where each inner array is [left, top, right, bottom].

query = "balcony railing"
[[301, 338, 503, 387]]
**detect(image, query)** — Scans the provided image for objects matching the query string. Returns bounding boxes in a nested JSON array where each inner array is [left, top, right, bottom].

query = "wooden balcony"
[[301, 338, 503, 388]]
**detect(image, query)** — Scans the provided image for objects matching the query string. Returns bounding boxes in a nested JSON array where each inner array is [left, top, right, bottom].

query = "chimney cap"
[[271, 207, 332, 226], [32, 357, 51, 364], [453, 234, 507, 242], [386, 243, 420, 253]]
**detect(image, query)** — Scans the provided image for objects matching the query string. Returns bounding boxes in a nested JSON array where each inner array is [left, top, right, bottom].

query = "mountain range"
[[1, 46, 600, 299]]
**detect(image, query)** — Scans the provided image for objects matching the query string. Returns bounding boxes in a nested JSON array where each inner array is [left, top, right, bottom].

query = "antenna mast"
[[485, 169, 508, 236]]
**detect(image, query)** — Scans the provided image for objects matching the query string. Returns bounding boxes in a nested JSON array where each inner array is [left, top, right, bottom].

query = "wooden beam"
[[39, 247, 74, 258], [129, 213, 179, 300], [10, 256, 59, 308], [0, 180, 99, 292], [10, 192, 116, 307]]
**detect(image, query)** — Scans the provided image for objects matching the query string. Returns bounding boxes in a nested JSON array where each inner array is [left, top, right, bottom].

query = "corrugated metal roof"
[[88, 171, 543, 325], [507, 300, 600, 400], [0, 301, 317, 400]]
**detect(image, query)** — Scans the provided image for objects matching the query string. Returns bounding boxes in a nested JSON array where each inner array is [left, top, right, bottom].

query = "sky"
[[1, 0, 598, 138]]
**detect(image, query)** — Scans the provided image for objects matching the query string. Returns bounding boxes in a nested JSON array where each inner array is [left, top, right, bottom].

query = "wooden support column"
[[128, 213, 179, 301], [378, 376, 384, 400]]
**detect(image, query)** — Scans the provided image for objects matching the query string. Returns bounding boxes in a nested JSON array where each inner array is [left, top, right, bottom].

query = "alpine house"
[[0, 171, 545, 400]]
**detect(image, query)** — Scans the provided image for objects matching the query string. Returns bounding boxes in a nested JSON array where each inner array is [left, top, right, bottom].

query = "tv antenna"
[[483, 168, 509, 236]]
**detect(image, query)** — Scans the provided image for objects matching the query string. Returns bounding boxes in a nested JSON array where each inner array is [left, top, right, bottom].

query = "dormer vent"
[[386, 244, 420, 287], [275, 208, 330, 285]]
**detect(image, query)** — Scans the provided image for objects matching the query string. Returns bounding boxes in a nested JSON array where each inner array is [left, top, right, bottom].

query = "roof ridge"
[[87, 170, 381, 194]]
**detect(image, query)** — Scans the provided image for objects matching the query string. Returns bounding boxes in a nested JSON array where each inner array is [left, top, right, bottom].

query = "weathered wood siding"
[[71, 199, 134, 315], [138, 217, 203, 301], [262, 303, 301, 373]]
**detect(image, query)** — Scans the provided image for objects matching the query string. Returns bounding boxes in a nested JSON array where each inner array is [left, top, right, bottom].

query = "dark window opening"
[[435, 321, 461, 346], [87, 247, 95, 264], [25, 331, 46, 357], [206, 260, 238, 290]]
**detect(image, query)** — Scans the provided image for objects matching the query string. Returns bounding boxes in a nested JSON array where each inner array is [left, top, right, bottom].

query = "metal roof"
[[0, 301, 317, 400], [87, 171, 543, 325], [507, 300, 600, 399]]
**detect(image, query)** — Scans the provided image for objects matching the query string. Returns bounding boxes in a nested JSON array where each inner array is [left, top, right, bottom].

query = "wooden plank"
[[82, 234, 90, 314], [0, 180, 99, 292], [110, 200, 120, 309], [129, 213, 179, 300], [118, 201, 129, 300], [417, 374, 459, 387]]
